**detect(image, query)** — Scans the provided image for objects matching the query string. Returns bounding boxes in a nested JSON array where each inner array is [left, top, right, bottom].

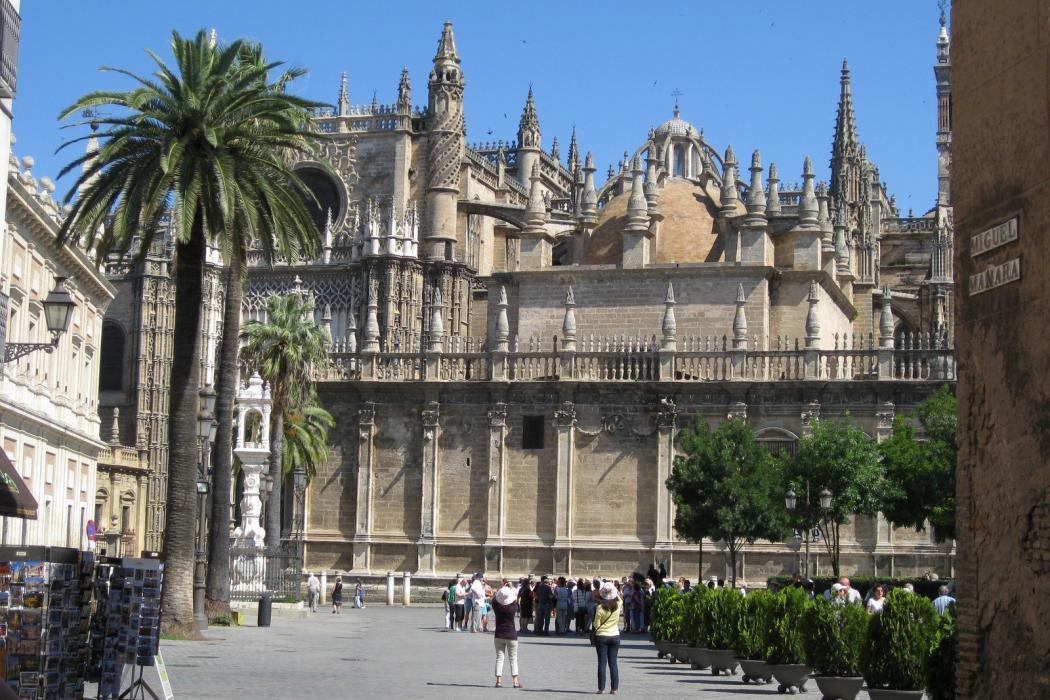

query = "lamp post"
[[193, 385, 217, 631], [2, 276, 76, 363], [785, 483, 834, 578], [292, 467, 307, 573]]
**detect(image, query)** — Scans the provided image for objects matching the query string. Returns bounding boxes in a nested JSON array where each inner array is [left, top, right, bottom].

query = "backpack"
[[441, 589, 448, 602]]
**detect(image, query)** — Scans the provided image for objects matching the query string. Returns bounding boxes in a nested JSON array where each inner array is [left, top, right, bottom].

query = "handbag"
[[589, 630, 598, 646]]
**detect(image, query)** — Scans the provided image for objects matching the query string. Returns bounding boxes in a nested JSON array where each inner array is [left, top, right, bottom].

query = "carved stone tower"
[[425, 22, 464, 261]]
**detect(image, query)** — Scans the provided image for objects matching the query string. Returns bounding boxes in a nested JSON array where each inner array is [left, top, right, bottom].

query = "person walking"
[[518, 577, 534, 633], [306, 572, 320, 613], [586, 579, 597, 633], [594, 581, 622, 695], [621, 578, 634, 633], [354, 578, 365, 608], [534, 576, 553, 636], [492, 583, 522, 689], [331, 576, 344, 615]]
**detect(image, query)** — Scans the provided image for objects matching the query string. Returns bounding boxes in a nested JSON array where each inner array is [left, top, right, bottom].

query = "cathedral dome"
[[654, 106, 698, 138], [583, 179, 723, 265]]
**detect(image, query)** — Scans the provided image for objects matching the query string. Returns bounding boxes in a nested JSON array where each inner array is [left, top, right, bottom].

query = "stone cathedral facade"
[[102, 19, 957, 581]]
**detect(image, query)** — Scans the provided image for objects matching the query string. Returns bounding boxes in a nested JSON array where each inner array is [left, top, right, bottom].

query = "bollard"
[[320, 571, 327, 606], [258, 592, 272, 627], [403, 571, 412, 607], [386, 571, 395, 606]]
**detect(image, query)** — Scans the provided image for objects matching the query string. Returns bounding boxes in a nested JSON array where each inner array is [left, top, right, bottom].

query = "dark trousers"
[[595, 635, 620, 691], [575, 608, 588, 633], [535, 604, 551, 634], [453, 603, 465, 627]]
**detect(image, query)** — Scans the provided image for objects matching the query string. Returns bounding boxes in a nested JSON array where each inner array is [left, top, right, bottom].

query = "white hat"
[[599, 582, 618, 601], [831, 583, 844, 592], [495, 585, 516, 606]]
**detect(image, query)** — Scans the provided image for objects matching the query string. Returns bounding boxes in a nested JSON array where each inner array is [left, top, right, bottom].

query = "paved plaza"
[[100, 605, 884, 699]]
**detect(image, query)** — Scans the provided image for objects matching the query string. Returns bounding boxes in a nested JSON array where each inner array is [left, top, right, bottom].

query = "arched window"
[[295, 166, 343, 235], [673, 145, 685, 177], [99, 323, 125, 391], [755, 427, 800, 458]]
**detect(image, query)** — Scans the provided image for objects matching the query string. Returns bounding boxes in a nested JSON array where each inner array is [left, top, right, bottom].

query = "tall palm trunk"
[[266, 410, 285, 555], [160, 221, 206, 637], [205, 256, 242, 612]]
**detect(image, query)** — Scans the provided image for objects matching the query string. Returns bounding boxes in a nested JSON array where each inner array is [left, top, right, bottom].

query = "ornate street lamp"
[[193, 386, 217, 631], [3, 276, 76, 363], [819, 488, 834, 510]]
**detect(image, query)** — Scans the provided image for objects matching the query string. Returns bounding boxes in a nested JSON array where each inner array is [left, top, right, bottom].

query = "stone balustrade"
[[315, 332, 955, 383]]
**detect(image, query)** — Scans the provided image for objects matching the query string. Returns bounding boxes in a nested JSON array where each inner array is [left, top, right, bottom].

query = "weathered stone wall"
[[303, 380, 952, 582], [952, 1, 1050, 696]]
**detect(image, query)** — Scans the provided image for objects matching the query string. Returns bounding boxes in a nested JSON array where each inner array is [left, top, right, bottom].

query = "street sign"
[[85, 519, 96, 541]]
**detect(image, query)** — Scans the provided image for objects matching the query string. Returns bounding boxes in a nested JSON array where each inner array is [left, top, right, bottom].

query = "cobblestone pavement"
[[92, 605, 880, 699]]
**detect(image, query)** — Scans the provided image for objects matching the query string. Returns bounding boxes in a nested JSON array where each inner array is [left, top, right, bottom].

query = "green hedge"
[[800, 598, 868, 676], [864, 589, 939, 691], [766, 576, 948, 600]]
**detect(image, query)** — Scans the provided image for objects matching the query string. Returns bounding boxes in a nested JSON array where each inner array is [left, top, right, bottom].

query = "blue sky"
[[17, 1, 946, 213]]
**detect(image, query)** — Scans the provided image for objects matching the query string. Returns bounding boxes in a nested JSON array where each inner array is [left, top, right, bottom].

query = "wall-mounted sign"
[[971, 217, 1019, 257], [969, 257, 1021, 296]]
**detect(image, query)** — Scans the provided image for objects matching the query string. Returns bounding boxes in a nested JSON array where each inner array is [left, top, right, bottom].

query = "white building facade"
[[0, 150, 115, 548]]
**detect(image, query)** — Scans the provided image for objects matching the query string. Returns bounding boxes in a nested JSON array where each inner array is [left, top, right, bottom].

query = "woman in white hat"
[[593, 581, 622, 694], [491, 582, 522, 688]]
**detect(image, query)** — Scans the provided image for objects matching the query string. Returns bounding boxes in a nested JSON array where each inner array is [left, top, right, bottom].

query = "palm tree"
[[240, 293, 329, 555], [282, 400, 335, 484], [57, 30, 322, 636], [206, 41, 315, 615]]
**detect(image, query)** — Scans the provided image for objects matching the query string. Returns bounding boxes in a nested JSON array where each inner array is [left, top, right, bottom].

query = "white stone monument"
[[231, 372, 271, 592]]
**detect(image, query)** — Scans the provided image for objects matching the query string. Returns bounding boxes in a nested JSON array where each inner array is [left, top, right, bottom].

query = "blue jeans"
[[535, 603, 551, 634], [595, 635, 620, 691], [631, 605, 642, 632]]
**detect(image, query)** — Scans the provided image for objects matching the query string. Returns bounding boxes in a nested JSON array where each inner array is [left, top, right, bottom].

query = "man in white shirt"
[[470, 575, 487, 632], [306, 573, 320, 613]]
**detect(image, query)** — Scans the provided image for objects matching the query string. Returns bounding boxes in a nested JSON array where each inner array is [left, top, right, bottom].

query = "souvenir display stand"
[[0, 545, 94, 700], [91, 556, 164, 700]]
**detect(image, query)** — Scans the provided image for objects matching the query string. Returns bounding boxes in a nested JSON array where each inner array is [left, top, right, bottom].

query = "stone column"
[[655, 400, 678, 548], [486, 403, 507, 561], [353, 401, 376, 572], [553, 402, 577, 549], [418, 401, 440, 574]]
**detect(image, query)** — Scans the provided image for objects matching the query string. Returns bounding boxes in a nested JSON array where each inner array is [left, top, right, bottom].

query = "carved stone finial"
[[661, 282, 677, 350], [720, 145, 740, 214], [798, 156, 819, 228], [746, 149, 767, 222], [427, 286, 446, 353], [562, 285, 577, 351], [879, 286, 895, 348], [495, 285, 510, 351], [805, 280, 821, 347], [109, 407, 121, 445], [766, 162, 782, 216], [732, 283, 748, 349]]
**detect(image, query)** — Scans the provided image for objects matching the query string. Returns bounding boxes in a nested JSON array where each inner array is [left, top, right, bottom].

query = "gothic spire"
[[798, 156, 819, 228], [550, 135, 560, 161], [567, 125, 580, 173], [830, 58, 860, 201], [581, 152, 598, 222], [397, 66, 411, 112], [746, 149, 767, 219], [435, 20, 459, 64], [626, 155, 649, 232], [338, 72, 350, 117], [766, 163, 781, 216], [518, 86, 541, 149]]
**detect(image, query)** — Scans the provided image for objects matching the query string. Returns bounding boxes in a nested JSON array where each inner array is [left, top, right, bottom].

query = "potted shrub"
[[926, 605, 956, 700], [682, 587, 711, 669], [662, 589, 686, 663], [765, 587, 813, 693], [649, 587, 681, 658], [706, 587, 742, 676], [733, 590, 775, 684], [801, 597, 869, 700], [863, 588, 938, 699]]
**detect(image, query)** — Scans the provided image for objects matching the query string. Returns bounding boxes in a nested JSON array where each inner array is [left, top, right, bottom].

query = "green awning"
[[0, 449, 37, 519]]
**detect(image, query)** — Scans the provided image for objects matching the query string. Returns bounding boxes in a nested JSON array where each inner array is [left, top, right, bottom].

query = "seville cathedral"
[[95, 20, 956, 581]]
